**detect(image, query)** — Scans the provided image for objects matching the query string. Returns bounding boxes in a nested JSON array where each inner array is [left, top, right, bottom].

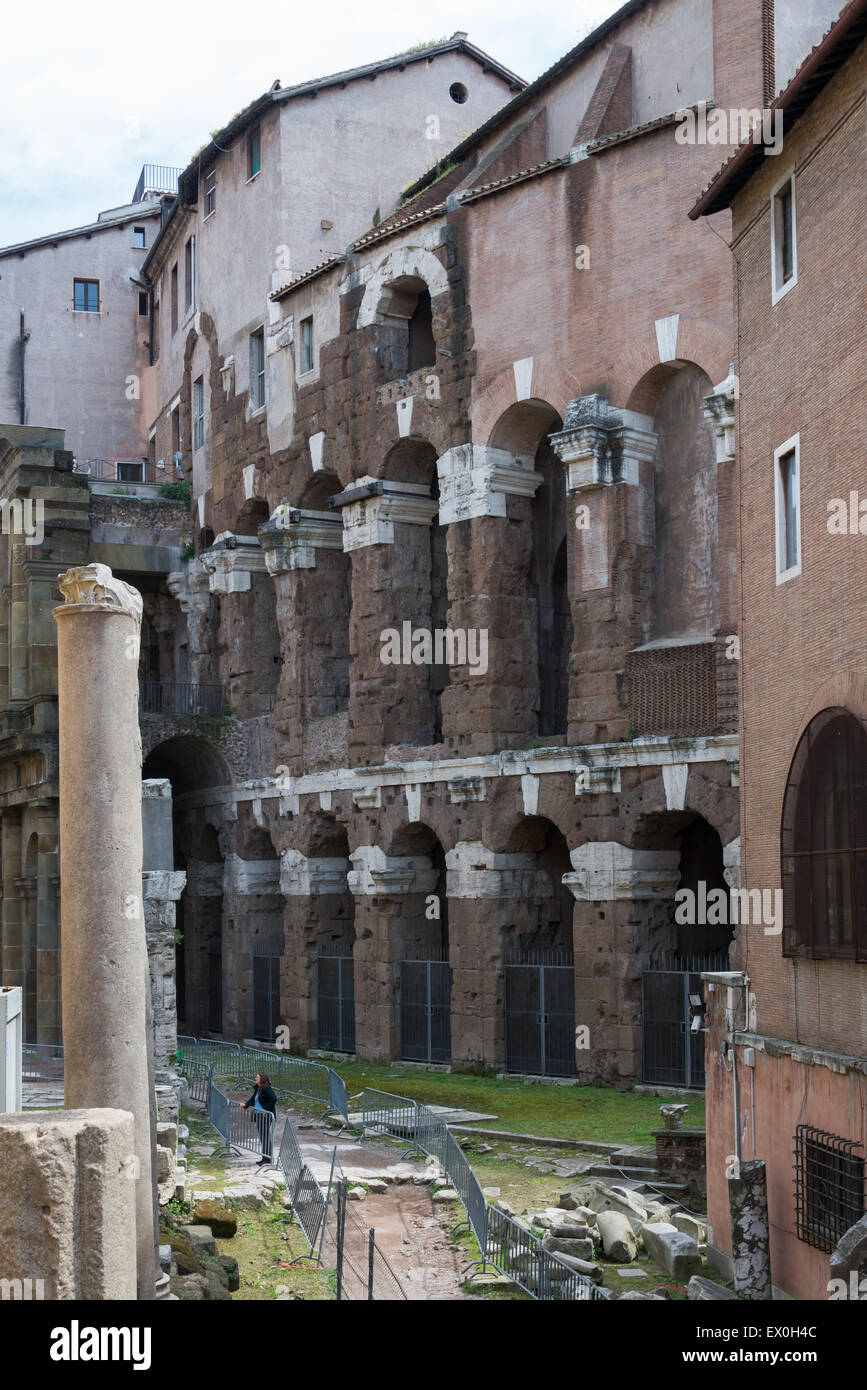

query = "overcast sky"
[[0, 0, 621, 247]]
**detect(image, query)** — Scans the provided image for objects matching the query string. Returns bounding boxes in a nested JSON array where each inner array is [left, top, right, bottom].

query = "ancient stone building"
[[693, 0, 867, 1300], [0, 3, 846, 1090]]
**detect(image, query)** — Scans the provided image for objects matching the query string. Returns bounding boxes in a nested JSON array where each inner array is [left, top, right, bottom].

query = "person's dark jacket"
[[242, 1083, 277, 1115]]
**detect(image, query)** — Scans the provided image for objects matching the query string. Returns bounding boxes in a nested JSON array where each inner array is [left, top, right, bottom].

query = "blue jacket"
[[242, 1083, 277, 1115]]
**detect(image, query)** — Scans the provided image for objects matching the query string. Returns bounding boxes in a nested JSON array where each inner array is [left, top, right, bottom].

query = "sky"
[[0, 0, 622, 248]]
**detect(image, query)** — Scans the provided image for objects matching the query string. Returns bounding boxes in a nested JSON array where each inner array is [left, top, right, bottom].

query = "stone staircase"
[[586, 1147, 689, 1197]]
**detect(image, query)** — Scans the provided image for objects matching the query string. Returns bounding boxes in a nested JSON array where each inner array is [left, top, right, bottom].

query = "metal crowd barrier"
[[179, 1035, 349, 1123], [205, 1073, 274, 1160], [360, 1086, 610, 1303], [21, 1043, 64, 1081], [178, 1059, 211, 1104], [277, 1111, 328, 1251]]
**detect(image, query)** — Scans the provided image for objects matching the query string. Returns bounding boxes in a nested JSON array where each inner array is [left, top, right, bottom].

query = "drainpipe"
[[18, 310, 29, 424]]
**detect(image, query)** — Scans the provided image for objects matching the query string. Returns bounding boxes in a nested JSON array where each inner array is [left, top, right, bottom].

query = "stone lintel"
[[200, 538, 269, 593], [448, 775, 487, 803], [259, 509, 344, 574], [338, 477, 439, 551], [280, 849, 349, 896], [564, 842, 680, 901], [445, 841, 549, 899], [348, 844, 438, 897], [142, 869, 187, 902], [437, 444, 542, 525], [550, 394, 656, 492], [223, 853, 280, 896]]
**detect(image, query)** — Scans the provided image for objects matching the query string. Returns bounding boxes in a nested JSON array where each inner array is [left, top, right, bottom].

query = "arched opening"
[[381, 439, 448, 745], [389, 823, 450, 1062], [236, 497, 269, 537], [501, 816, 575, 1077], [377, 275, 436, 381], [142, 737, 231, 1035], [633, 810, 730, 1089], [781, 708, 867, 961], [490, 401, 571, 739], [309, 819, 356, 1053]]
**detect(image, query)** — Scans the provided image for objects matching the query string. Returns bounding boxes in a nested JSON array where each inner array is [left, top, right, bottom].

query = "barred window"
[[781, 708, 867, 960], [794, 1125, 865, 1251]]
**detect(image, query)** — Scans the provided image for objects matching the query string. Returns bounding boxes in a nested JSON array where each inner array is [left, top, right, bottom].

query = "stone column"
[[280, 849, 352, 1049], [728, 1158, 772, 1299], [334, 478, 439, 763], [550, 396, 657, 742], [564, 841, 680, 1083], [54, 564, 156, 1301], [437, 445, 543, 755]]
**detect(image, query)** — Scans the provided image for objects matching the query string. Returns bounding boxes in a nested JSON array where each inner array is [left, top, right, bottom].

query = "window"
[[117, 461, 144, 482], [138, 290, 149, 317], [771, 172, 797, 303], [774, 434, 800, 582], [248, 126, 261, 179], [204, 169, 216, 217], [781, 708, 867, 961], [170, 264, 178, 334], [408, 290, 435, 371], [193, 377, 205, 450], [133, 226, 146, 249], [794, 1126, 865, 1251], [171, 404, 181, 461], [249, 328, 266, 409], [449, 82, 468, 104], [73, 279, 99, 312], [299, 316, 314, 374], [184, 235, 196, 313]]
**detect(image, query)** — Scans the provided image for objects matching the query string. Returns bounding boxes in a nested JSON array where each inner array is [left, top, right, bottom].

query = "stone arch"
[[356, 244, 450, 330], [610, 317, 731, 412], [473, 361, 582, 447], [631, 809, 732, 964]]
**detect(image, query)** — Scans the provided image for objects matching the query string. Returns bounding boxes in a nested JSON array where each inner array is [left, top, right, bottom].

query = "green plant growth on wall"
[[160, 481, 192, 508]]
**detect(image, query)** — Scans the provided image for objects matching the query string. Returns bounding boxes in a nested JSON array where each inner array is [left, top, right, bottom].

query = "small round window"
[[449, 82, 468, 104]]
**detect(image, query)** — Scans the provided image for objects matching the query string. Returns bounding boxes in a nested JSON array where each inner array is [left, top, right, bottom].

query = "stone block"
[[183, 1224, 216, 1256], [687, 1275, 737, 1300], [597, 1209, 637, 1262], [641, 1222, 702, 1280], [672, 1212, 707, 1245], [0, 1108, 137, 1300], [542, 1233, 594, 1261], [194, 1201, 238, 1238], [156, 1122, 178, 1155]]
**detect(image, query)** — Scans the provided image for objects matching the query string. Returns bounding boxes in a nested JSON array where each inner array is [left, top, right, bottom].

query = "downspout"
[[18, 310, 29, 424]]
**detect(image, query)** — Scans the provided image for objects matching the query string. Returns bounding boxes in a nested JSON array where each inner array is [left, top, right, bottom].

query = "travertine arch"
[[356, 244, 450, 329], [473, 359, 582, 446], [611, 317, 732, 412]]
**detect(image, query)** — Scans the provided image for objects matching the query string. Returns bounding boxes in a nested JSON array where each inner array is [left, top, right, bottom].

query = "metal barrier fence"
[[179, 1035, 349, 1123], [178, 1058, 211, 1104], [321, 1174, 408, 1301], [360, 1087, 611, 1303], [21, 1043, 64, 1081], [205, 1074, 274, 1160], [277, 1110, 328, 1250]]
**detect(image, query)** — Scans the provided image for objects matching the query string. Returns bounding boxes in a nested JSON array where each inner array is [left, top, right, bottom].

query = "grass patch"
[[318, 1059, 704, 1146], [216, 1197, 332, 1301]]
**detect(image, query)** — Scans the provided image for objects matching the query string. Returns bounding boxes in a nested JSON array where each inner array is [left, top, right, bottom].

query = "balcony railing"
[[72, 457, 185, 487], [132, 164, 183, 203], [139, 682, 226, 717]]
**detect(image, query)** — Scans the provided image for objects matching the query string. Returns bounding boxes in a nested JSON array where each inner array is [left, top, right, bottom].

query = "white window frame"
[[193, 377, 205, 451], [204, 169, 216, 219], [299, 316, 314, 375], [249, 329, 266, 411], [184, 234, 196, 315], [774, 432, 801, 584], [770, 169, 797, 305]]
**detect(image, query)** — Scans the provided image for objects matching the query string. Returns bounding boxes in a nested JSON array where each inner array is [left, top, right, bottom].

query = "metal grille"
[[252, 954, 280, 1042], [794, 1125, 866, 1251], [276, 1111, 328, 1251], [399, 958, 451, 1063], [781, 708, 867, 961], [20, 1043, 64, 1081], [316, 951, 355, 1053], [641, 969, 707, 1089], [504, 953, 575, 1077]]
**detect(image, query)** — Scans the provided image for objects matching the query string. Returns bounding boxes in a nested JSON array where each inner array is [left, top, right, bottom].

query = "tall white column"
[[54, 564, 156, 1300]]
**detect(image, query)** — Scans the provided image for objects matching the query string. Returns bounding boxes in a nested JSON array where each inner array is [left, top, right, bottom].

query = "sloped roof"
[[690, 0, 867, 218]]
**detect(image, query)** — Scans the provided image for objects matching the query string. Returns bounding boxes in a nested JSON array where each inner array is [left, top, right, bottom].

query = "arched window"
[[781, 708, 867, 960]]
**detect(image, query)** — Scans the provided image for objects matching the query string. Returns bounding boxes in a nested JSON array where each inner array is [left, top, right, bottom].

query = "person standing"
[[242, 1071, 277, 1166]]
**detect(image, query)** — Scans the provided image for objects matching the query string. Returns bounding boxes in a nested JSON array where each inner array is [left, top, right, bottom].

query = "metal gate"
[[400, 957, 451, 1063], [504, 953, 575, 1077], [317, 951, 356, 1053], [252, 954, 280, 1043], [642, 959, 717, 1089]]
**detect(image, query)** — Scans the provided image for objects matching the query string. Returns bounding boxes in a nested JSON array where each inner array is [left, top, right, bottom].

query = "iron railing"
[[20, 1042, 64, 1081], [133, 164, 183, 203], [140, 682, 227, 717], [71, 457, 184, 486]]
